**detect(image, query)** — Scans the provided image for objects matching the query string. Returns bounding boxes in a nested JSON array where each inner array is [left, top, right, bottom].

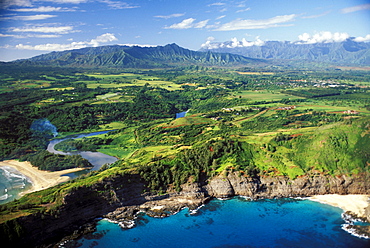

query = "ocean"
[[68, 197, 370, 248], [0, 166, 32, 204]]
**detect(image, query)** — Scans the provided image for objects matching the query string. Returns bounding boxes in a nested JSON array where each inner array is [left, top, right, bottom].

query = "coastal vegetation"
[[0, 62, 369, 246]]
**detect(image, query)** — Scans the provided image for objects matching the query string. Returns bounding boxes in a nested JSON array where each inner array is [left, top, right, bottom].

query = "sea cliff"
[[1, 172, 370, 247]]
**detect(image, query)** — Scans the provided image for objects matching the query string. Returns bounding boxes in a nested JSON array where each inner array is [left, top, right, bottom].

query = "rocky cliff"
[[2, 172, 370, 247]]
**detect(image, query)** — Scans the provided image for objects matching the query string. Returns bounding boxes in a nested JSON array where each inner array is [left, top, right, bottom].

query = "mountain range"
[[199, 38, 370, 66], [13, 43, 262, 68]]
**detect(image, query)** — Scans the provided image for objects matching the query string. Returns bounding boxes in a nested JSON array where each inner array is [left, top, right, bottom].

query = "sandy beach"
[[309, 194, 370, 218], [0, 160, 86, 195]]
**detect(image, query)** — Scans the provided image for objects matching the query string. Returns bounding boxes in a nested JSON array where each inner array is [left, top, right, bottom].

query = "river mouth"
[[47, 130, 118, 178]]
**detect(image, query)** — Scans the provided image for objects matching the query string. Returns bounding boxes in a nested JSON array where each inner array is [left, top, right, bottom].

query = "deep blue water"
[[72, 197, 370, 248]]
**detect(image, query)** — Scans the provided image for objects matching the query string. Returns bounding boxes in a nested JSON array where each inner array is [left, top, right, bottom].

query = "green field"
[[234, 90, 304, 101]]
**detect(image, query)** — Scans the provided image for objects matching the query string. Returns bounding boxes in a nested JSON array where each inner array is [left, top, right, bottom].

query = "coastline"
[[0, 160, 87, 195], [308, 194, 370, 219]]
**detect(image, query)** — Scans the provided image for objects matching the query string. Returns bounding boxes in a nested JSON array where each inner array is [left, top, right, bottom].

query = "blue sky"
[[0, 0, 369, 61]]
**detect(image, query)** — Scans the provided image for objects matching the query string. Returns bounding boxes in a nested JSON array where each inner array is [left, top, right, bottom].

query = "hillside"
[[12, 43, 264, 68], [200, 38, 370, 65]]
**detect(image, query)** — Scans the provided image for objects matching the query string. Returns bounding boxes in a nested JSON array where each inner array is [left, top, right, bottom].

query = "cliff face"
[[206, 173, 370, 199], [2, 173, 370, 247]]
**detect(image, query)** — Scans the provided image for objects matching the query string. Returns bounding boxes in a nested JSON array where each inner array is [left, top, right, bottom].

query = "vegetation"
[[0, 63, 369, 229]]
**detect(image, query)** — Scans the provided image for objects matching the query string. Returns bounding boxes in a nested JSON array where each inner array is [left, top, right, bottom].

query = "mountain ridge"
[[200, 39, 370, 65], [12, 43, 264, 68]]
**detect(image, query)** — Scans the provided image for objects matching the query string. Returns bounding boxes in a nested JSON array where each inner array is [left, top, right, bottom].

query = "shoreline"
[[308, 194, 370, 219], [0, 160, 87, 196]]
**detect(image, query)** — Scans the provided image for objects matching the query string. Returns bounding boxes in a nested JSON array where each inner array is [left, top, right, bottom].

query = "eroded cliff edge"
[[2, 172, 370, 247]]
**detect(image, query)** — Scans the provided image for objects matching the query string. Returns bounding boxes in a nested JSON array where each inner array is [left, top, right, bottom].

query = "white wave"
[[189, 204, 205, 215], [0, 166, 32, 184], [340, 212, 370, 239], [0, 193, 8, 200], [341, 224, 370, 239], [239, 196, 254, 201], [103, 218, 136, 229]]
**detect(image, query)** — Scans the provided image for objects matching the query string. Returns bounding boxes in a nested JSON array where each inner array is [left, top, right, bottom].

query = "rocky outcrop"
[[2, 172, 370, 247]]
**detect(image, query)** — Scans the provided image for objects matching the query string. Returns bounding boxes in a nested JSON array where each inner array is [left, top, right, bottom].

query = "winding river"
[[47, 131, 118, 177]]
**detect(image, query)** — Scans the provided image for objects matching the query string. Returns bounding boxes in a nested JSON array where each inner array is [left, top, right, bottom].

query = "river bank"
[[0, 160, 86, 195]]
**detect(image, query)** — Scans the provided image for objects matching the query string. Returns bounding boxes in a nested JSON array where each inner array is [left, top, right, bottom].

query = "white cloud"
[[214, 14, 296, 31], [15, 33, 118, 51], [41, 0, 88, 4], [166, 18, 195, 29], [119, 43, 157, 47], [194, 19, 209, 28], [154, 13, 185, 19], [216, 15, 226, 20], [165, 18, 209, 29], [236, 8, 250, 13], [98, 0, 139, 9], [89, 33, 117, 46], [354, 34, 370, 42], [0, 33, 15, 37], [3, 14, 56, 21], [0, 33, 61, 38], [0, 0, 32, 9], [208, 2, 226, 7], [13, 6, 77, 12], [302, 11, 330, 19], [297, 31, 350, 44], [201, 36, 265, 49], [341, 3, 370, 14], [11, 25, 74, 34]]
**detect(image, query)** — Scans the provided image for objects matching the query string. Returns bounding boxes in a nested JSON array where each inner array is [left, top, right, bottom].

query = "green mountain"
[[14, 43, 264, 68], [200, 39, 370, 65]]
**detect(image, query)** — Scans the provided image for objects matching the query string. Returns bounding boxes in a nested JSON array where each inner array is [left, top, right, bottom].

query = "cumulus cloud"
[[354, 34, 370, 42], [201, 36, 265, 49], [297, 31, 350, 44], [13, 6, 77, 12], [15, 33, 118, 51], [165, 18, 209, 29], [89, 33, 117, 46], [154, 13, 184, 19], [214, 14, 296, 31], [341, 3, 370, 13], [2, 14, 56, 21], [11, 25, 74, 34]]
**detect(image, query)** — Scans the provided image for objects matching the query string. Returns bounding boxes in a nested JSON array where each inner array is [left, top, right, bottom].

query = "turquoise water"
[[72, 197, 370, 248]]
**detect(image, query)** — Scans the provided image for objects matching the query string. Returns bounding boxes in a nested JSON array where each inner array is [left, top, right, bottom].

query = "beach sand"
[[309, 194, 370, 218], [0, 160, 86, 195]]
